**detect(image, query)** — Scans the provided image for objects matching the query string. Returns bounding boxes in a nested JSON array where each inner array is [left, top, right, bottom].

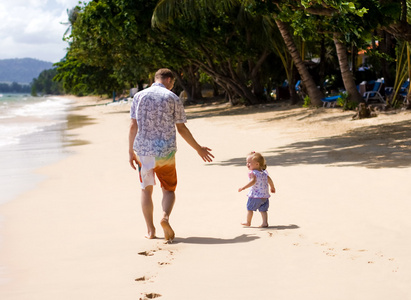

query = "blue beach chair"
[[321, 95, 341, 108], [385, 79, 409, 97], [363, 79, 385, 104]]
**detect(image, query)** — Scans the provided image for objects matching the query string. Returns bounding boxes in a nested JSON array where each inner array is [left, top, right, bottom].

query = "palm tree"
[[275, 19, 324, 105], [61, 6, 81, 41], [333, 33, 363, 103]]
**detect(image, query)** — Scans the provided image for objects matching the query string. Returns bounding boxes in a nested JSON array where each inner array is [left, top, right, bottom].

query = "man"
[[129, 68, 214, 242]]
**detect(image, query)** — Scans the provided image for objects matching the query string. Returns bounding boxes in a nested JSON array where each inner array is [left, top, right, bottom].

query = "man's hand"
[[129, 151, 139, 170], [197, 146, 214, 162]]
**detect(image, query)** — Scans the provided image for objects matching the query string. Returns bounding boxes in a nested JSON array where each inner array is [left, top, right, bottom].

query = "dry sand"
[[1, 96, 411, 299]]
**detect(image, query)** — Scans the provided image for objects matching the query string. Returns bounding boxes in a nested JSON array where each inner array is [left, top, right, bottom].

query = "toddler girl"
[[238, 152, 276, 227]]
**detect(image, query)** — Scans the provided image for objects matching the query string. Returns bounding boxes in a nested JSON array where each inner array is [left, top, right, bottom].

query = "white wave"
[[0, 97, 73, 149], [0, 123, 44, 147], [14, 98, 71, 117]]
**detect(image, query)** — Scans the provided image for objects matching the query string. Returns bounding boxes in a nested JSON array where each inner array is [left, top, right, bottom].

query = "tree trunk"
[[174, 71, 192, 101], [217, 80, 240, 105], [351, 44, 358, 74], [289, 65, 300, 104], [275, 19, 324, 106], [212, 81, 219, 97], [333, 33, 363, 103], [137, 80, 144, 91], [378, 30, 396, 86], [249, 50, 270, 101], [319, 37, 326, 91], [195, 59, 260, 105], [190, 66, 203, 100], [175, 65, 203, 102]]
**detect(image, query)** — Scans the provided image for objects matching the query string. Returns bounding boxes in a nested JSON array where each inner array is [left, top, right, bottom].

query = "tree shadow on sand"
[[211, 120, 411, 169], [185, 103, 309, 120]]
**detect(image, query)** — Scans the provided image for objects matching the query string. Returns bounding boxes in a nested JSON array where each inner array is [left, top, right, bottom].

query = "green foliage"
[[31, 68, 64, 95], [61, 0, 161, 95], [336, 92, 358, 110], [274, 0, 385, 64], [389, 41, 410, 107], [54, 0, 406, 108], [58, 0, 280, 103], [54, 55, 122, 96], [303, 95, 311, 107], [0, 82, 31, 93]]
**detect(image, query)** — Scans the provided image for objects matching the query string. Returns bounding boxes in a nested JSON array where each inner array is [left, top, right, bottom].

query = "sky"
[[0, 0, 90, 63]]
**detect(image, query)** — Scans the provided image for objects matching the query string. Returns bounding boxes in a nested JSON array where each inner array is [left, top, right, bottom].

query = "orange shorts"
[[137, 151, 177, 192]]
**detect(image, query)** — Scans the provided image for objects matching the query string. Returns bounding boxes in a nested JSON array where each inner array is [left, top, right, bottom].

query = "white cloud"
[[0, 0, 89, 63]]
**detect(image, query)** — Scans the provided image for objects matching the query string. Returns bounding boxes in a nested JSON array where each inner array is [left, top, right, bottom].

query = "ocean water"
[[0, 94, 74, 204]]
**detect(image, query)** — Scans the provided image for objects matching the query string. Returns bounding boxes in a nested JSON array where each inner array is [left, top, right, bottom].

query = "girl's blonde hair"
[[248, 151, 267, 170]]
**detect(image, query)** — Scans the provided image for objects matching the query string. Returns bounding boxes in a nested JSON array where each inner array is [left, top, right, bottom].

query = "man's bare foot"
[[145, 232, 156, 239], [144, 227, 156, 239], [259, 224, 269, 228], [241, 222, 251, 226], [160, 218, 175, 243]]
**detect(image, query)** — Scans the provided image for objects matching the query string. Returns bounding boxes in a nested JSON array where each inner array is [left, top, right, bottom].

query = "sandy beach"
[[1, 96, 411, 299]]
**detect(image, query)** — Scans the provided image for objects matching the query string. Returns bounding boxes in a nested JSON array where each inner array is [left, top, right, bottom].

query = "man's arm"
[[176, 123, 214, 162], [128, 119, 139, 170]]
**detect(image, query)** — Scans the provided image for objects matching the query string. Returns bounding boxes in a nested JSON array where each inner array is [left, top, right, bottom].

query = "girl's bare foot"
[[241, 222, 251, 226], [259, 224, 269, 228], [160, 218, 175, 243]]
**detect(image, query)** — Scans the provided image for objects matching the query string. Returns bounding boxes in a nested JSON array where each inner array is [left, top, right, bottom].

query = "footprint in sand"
[[139, 292, 162, 299], [135, 276, 147, 281], [138, 250, 157, 256], [138, 246, 173, 256], [316, 243, 399, 269], [138, 246, 176, 273], [135, 275, 156, 282]]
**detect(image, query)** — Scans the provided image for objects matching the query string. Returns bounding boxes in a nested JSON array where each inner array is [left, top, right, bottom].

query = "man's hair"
[[155, 68, 175, 80]]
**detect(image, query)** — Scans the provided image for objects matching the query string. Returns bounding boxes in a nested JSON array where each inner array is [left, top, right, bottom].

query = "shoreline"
[[0, 97, 410, 299], [0, 96, 86, 205]]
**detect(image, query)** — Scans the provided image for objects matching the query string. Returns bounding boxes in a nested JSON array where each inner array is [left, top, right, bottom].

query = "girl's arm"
[[268, 175, 276, 193], [238, 173, 256, 192]]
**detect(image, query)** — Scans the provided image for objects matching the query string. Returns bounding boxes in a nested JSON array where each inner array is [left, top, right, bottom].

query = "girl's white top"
[[247, 170, 270, 199]]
